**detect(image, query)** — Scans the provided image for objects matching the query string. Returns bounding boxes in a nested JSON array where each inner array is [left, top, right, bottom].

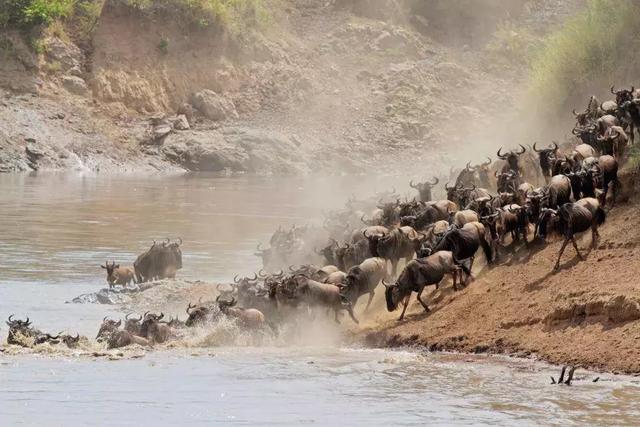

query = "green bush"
[[121, 0, 270, 33], [529, 0, 640, 115], [0, 0, 76, 30]]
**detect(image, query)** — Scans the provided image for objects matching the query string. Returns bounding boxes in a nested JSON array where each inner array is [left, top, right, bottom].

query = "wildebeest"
[[597, 126, 628, 160], [592, 155, 619, 208], [383, 251, 468, 321], [185, 301, 217, 327], [544, 175, 572, 208], [612, 85, 640, 144], [533, 141, 559, 182], [215, 296, 268, 329], [539, 198, 606, 270], [497, 145, 527, 176], [341, 257, 388, 312], [124, 313, 143, 336], [107, 330, 151, 349], [140, 312, 172, 344], [365, 226, 419, 277], [101, 261, 136, 288], [409, 177, 439, 202], [133, 239, 183, 283], [96, 317, 122, 342], [431, 221, 493, 282], [283, 275, 358, 324]]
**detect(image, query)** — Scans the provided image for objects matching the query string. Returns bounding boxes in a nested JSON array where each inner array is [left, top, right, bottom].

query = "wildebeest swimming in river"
[[133, 238, 183, 283]]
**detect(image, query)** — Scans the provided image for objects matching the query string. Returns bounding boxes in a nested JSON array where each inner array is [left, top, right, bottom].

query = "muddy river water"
[[1, 172, 639, 426]]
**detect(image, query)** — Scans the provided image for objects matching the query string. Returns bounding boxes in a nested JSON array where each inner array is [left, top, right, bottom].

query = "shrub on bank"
[[529, 0, 640, 116], [0, 0, 76, 30]]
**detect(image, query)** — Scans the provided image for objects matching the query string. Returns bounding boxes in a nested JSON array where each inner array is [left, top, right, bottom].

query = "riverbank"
[[359, 171, 640, 374]]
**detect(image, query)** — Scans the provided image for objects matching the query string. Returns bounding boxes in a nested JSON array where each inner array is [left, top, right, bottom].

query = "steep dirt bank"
[[0, 0, 584, 174], [361, 172, 640, 374]]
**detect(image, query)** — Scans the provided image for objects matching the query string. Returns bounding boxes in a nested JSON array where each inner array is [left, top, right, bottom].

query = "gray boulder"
[[61, 75, 88, 95], [191, 90, 239, 121]]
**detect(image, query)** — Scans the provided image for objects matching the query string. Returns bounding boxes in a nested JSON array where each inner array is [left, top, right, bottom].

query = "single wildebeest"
[[497, 144, 527, 176], [366, 226, 419, 278], [539, 198, 606, 270], [341, 257, 388, 312], [60, 333, 82, 349], [101, 261, 136, 288], [383, 251, 468, 321], [124, 313, 143, 336], [185, 301, 217, 327], [532, 141, 559, 182], [133, 238, 183, 283], [284, 275, 358, 324], [96, 317, 122, 342], [471, 158, 494, 189], [140, 312, 172, 344], [612, 85, 640, 144], [592, 155, 619, 209], [409, 177, 439, 202], [597, 126, 628, 161], [107, 330, 151, 349], [451, 209, 479, 228], [216, 296, 267, 329], [324, 270, 347, 286], [545, 175, 572, 208], [431, 221, 493, 283]]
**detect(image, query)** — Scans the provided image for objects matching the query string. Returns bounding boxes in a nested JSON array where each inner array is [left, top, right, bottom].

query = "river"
[[1, 172, 639, 426]]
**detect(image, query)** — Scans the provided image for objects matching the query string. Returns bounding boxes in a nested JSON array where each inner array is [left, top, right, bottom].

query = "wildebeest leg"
[[554, 238, 570, 270], [334, 309, 341, 324], [398, 295, 411, 321], [364, 291, 375, 312], [346, 304, 359, 324], [415, 285, 430, 312], [591, 224, 599, 248], [571, 237, 584, 260]]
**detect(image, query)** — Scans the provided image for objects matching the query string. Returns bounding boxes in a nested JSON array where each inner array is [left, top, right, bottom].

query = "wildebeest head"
[[167, 238, 183, 270], [96, 317, 121, 341], [533, 141, 559, 176], [186, 302, 212, 327], [100, 260, 119, 282], [216, 295, 238, 314], [61, 333, 81, 349], [612, 85, 635, 106], [382, 280, 401, 312], [444, 182, 462, 204], [362, 229, 383, 257], [140, 312, 164, 337], [536, 208, 559, 239], [409, 177, 439, 202], [6, 314, 31, 330], [497, 145, 526, 172], [124, 313, 143, 335]]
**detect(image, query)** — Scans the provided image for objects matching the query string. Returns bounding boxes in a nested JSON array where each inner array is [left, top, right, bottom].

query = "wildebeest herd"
[[4, 86, 636, 350]]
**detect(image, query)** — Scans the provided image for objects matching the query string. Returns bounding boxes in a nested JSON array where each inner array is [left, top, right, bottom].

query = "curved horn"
[[177, 237, 183, 245], [430, 176, 439, 185], [572, 108, 579, 116], [466, 161, 472, 171], [518, 144, 526, 154], [249, 273, 258, 282], [497, 147, 506, 158], [233, 274, 240, 283], [103, 316, 108, 322], [381, 279, 392, 289], [258, 269, 267, 278], [611, 85, 616, 94], [158, 312, 164, 320], [533, 142, 542, 152], [8, 314, 14, 322], [115, 320, 122, 327], [483, 157, 491, 166], [444, 182, 453, 190], [186, 303, 195, 314], [551, 141, 559, 150], [409, 180, 418, 189], [125, 313, 132, 320], [256, 242, 263, 252]]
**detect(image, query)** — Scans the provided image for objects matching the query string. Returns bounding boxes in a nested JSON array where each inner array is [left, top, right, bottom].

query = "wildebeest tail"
[[595, 206, 606, 226]]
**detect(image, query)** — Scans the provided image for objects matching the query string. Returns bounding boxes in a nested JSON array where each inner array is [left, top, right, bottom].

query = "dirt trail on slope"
[[361, 172, 640, 374]]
